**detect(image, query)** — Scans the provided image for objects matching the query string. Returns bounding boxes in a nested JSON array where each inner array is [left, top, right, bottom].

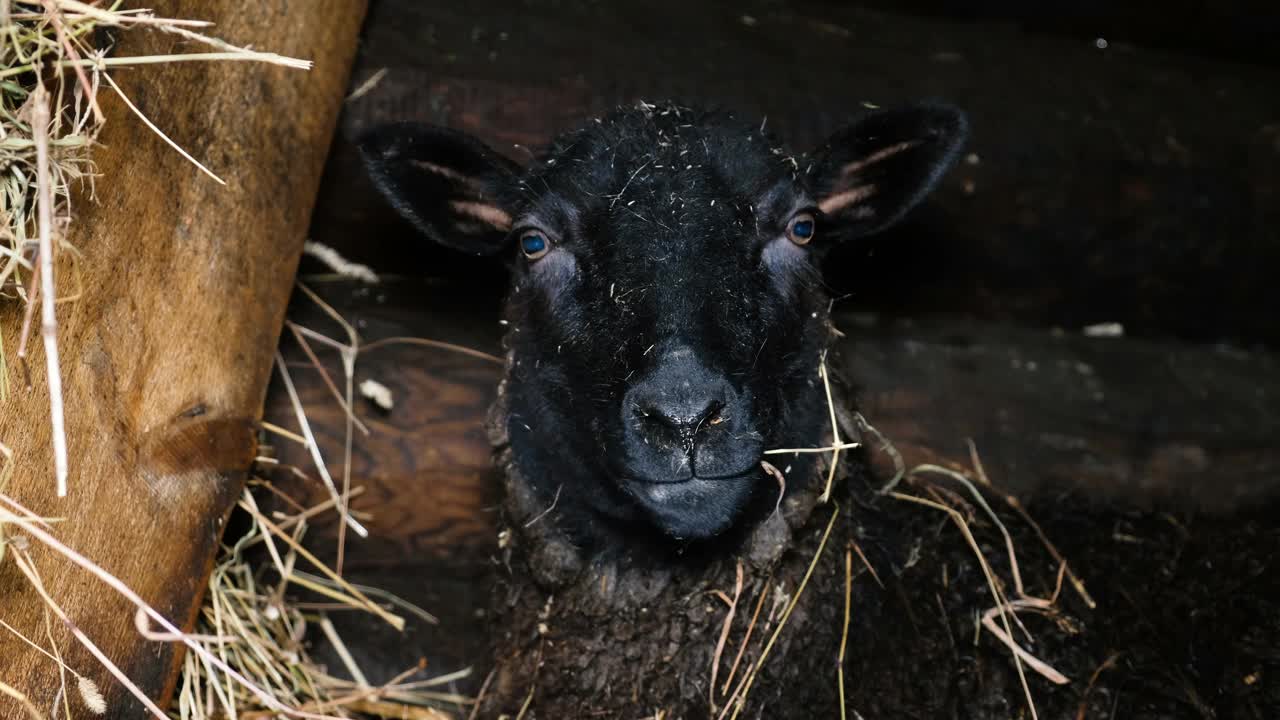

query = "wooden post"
[[0, 1, 367, 716]]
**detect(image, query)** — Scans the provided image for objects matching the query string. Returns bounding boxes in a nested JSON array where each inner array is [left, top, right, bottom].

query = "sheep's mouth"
[[617, 466, 759, 540], [605, 437, 764, 488], [621, 466, 758, 490], [621, 463, 761, 485]]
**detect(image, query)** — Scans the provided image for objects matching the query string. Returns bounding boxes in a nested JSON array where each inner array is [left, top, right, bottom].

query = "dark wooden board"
[[856, 0, 1280, 67], [846, 314, 1280, 512], [261, 280, 504, 688]]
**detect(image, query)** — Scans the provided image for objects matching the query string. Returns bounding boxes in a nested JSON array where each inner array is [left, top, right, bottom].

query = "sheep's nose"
[[634, 393, 725, 451], [624, 348, 733, 454]]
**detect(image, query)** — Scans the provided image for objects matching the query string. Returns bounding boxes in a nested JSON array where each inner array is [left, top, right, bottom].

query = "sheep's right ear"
[[358, 123, 520, 256]]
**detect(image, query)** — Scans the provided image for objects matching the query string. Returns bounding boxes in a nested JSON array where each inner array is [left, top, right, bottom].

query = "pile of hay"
[[0, 1, 97, 315], [168, 480, 464, 720]]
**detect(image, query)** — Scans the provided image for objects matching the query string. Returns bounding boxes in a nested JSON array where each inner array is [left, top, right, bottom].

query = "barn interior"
[[259, 1, 1279, 717], [0, 0, 1276, 718]]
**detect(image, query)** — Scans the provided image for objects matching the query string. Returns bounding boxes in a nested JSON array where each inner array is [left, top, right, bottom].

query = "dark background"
[[309, 0, 1280, 349], [285, 4, 1280, 709]]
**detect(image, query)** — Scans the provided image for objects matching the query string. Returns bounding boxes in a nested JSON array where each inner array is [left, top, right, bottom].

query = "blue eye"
[[520, 231, 550, 259], [787, 213, 817, 245]]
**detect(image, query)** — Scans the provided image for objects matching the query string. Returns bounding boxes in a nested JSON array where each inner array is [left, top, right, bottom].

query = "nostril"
[[691, 400, 725, 434], [624, 358, 738, 455], [635, 398, 726, 440]]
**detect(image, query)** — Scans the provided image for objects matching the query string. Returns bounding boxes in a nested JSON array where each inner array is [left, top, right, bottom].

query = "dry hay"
[[175, 278, 472, 719], [168, 482, 465, 720], [1, 475, 465, 719], [701, 353, 1092, 720], [2, 266, 471, 718]]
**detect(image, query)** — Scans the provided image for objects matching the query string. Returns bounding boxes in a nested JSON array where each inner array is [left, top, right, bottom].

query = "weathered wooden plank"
[[0, 1, 367, 716], [844, 315, 1280, 511], [263, 281, 504, 565], [254, 281, 503, 688], [856, 0, 1280, 67]]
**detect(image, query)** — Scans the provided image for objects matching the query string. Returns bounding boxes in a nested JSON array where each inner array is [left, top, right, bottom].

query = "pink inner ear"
[[409, 158, 475, 186], [819, 139, 920, 216], [818, 183, 877, 215], [449, 200, 513, 232], [837, 140, 920, 178]]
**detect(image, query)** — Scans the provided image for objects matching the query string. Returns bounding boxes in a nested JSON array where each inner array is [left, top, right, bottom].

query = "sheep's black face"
[[499, 109, 833, 540], [361, 102, 966, 546]]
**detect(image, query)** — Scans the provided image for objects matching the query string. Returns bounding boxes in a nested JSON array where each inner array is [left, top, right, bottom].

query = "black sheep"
[[361, 102, 973, 717], [360, 101, 966, 552]]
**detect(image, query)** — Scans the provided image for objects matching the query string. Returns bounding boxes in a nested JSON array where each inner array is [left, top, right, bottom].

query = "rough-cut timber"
[[258, 280, 505, 686], [845, 315, 1280, 512], [0, 1, 367, 716]]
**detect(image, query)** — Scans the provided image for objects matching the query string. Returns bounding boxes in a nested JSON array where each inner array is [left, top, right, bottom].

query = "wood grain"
[[0, 1, 366, 716], [844, 316, 1280, 511], [262, 282, 504, 568]]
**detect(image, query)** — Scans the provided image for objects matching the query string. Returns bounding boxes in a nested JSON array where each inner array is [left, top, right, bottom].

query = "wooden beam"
[[0, 1, 367, 716], [844, 315, 1280, 511]]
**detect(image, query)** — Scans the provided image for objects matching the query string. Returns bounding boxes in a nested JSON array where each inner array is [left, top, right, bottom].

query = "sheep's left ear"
[[358, 122, 520, 256], [808, 103, 967, 239]]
